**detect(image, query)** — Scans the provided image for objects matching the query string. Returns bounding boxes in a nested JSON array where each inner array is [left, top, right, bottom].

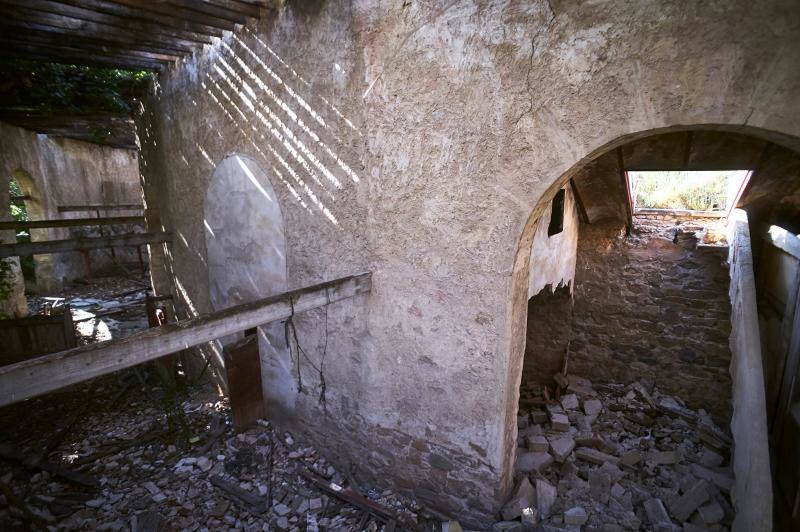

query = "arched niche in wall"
[[204, 154, 295, 419], [205, 154, 287, 311]]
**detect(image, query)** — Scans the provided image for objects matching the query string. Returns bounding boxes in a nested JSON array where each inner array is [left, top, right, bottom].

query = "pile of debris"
[[29, 276, 153, 343], [498, 376, 735, 531], [0, 377, 424, 531]]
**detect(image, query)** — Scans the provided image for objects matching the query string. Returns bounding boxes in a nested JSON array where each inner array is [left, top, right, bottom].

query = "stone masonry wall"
[[521, 284, 573, 387], [136, 0, 800, 524], [569, 214, 733, 422]]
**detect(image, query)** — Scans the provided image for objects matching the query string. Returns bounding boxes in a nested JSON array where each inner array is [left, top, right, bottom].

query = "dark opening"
[[244, 327, 257, 337], [547, 189, 565, 236]]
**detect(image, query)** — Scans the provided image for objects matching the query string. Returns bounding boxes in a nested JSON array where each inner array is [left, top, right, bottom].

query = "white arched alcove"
[[204, 154, 295, 417]]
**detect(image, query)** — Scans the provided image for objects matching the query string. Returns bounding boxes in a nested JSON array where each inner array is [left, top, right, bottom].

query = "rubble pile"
[[29, 276, 152, 342], [0, 378, 423, 531], [498, 376, 735, 531]]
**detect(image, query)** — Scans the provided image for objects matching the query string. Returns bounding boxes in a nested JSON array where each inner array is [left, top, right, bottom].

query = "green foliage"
[[634, 171, 734, 211], [0, 59, 151, 114]]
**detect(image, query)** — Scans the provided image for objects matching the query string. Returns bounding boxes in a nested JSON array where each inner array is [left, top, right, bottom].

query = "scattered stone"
[[530, 411, 548, 425], [648, 450, 679, 466], [550, 413, 570, 432], [697, 501, 724, 524], [583, 399, 603, 416], [520, 507, 537, 529], [527, 434, 549, 453], [535, 478, 557, 518], [563, 507, 588, 526], [690, 464, 734, 493], [143, 481, 160, 495], [442, 521, 463, 532], [575, 447, 619, 466], [698, 448, 724, 468], [501, 477, 535, 520], [518, 414, 530, 430], [492, 521, 522, 531], [620, 450, 643, 466], [643, 498, 671, 526], [516, 451, 553, 474], [560, 394, 579, 411], [549, 436, 575, 463], [668, 480, 710, 522]]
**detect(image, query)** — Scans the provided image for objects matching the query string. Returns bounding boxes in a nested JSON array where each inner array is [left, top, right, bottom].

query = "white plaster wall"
[[203, 154, 294, 416], [528, 185, 579, 298], [0, 121, 142, 293]]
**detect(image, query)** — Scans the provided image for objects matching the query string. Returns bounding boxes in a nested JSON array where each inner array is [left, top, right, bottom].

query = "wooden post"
[[224, 335, 265, 431]]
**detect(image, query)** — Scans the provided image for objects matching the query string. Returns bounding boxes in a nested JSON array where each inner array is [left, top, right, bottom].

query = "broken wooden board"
[[224, 335, 265, 432]]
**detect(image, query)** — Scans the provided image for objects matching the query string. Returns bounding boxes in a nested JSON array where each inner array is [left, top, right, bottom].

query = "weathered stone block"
[[560, 393, 579, 410], [575, 447, 619, 466], [564, 506, 588, 526], [536, 478, 557, 518], [527, 434, 549, 453], [643, 498, 671, 526], [583, 399, 603, 416], [515, 451, 553, 474], [668, 480, 710, 522], [550, 413, 570, 432], [549, 436, 575, 463]]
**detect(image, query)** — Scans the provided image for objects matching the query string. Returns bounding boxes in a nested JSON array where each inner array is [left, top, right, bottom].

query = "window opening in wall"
[[628, 170, 751, 214], [548, 188, 565, 236], [8, 177, 35, 283]]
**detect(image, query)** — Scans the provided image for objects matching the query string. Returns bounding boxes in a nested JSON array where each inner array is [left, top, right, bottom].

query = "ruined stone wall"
[[569, 214, 733, 421], [521, 285, 573, 387], [137, 0, 800, 525], [0, 122, 142, 294]]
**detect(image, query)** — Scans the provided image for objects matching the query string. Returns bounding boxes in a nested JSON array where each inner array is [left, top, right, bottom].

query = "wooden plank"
[[58, 203, 143, 212], [0, 273, 371, 406], [224, 335, 265, 431], [166, 0, 253, 24], [0, 0, 215, 49], [0, 216, 145, 231], [102, 0, 237, 31], [0, 45, 164, 71], [0, 18, 193, 56], [0, 231, 171, 258], [46, 0, 222, 41], [0, 27, 182, 62]]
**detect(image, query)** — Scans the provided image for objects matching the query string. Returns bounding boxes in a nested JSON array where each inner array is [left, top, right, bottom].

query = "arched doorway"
[[502, 125, 800, 529], [204, 154, 295, 418]]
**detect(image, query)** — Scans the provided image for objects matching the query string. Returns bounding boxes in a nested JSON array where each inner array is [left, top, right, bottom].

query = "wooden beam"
[[569, 179, 589, 224], [49, 0, 223, 41], [0, 25, 183, 61], [0, 18, 194, 56], [102, 0, 237, 31], [0, 216, 144, 231], [58, 204, 143, 212], [0, 231, 170, 258], [0, 39, 170, 70], [0, 273, 372, 406], [0, 43, 165, 71], [0, 111, 138, 149], [165, 0, 253, 24], [617, 147, 633, 234], [1, 0, 218, 48]]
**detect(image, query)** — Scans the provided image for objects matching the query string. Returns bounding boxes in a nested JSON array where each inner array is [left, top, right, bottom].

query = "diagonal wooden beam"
[[569, 179, 590, 224], [617, 147, 633, 234], [0, 273, 372, 407]]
